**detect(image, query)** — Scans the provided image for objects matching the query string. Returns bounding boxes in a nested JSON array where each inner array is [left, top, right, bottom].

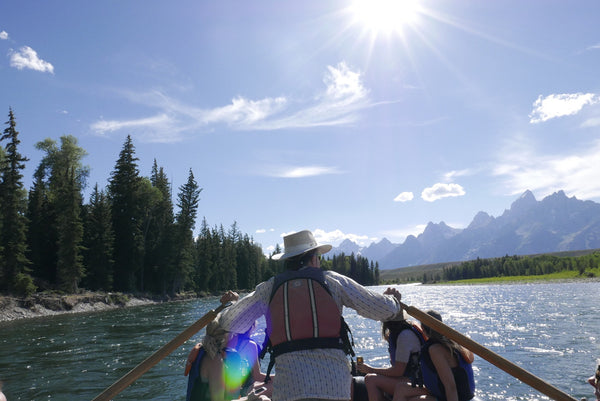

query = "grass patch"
[[449, 268, 599, 284]]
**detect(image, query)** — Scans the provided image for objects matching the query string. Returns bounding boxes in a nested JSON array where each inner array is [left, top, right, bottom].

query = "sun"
[[349, 0, 422, 35]]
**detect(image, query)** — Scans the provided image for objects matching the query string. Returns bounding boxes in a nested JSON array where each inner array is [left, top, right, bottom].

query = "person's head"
[[203, 319, 229, 359], [272, 230, 332, 270], [421, 310, 443, 339], [381, 311, 409, 341]]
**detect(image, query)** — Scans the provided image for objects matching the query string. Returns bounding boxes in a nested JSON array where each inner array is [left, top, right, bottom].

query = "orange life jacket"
[[261, 267, 354, 378]]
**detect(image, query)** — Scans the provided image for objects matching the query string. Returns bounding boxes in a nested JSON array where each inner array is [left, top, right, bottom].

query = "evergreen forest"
[[405, 252, 600, 284], [0, 109, 380, 297]]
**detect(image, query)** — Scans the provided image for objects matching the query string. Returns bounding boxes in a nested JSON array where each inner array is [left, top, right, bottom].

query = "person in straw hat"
[[219, 229, 404, 401]]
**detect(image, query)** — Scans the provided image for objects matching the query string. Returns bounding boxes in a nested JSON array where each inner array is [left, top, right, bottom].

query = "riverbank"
[[0, 291, 198, 323]]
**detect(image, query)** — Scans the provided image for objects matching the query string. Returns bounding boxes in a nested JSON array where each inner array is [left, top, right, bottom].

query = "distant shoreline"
[[0, 291, 200, 323]]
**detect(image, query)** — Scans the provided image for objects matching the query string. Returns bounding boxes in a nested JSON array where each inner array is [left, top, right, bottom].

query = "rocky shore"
[[0, 292, 174, 322]]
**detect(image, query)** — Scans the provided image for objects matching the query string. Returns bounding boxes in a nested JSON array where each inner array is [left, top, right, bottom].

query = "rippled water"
[[1, 281, 599, 400]]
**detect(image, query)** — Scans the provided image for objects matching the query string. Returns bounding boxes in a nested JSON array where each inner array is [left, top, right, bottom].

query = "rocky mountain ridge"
[[331, 190, 600, 269]]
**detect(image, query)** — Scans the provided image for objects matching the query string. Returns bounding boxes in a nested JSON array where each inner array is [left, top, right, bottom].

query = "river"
[[1, 281, 599, 400]]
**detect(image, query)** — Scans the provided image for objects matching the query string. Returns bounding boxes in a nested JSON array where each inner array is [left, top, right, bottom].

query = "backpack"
[[260, 267, 355, 379]]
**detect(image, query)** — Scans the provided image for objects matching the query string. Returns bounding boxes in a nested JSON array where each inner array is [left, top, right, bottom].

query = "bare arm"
[[357, 360, 407, 377], [430, 344, 459, 401], [207, 355, 226, 401]]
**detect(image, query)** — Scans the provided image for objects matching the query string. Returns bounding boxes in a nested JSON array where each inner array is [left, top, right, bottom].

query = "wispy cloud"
[[270, 165, 343, 178], [381, 225, 427, 243], [394, 192, 414, 202], [9, 46, 54, 73], [421, 183, 465, 202], [90, 62, 370, 142], [529, 93, 599, 123], [493, 138, 600, 200], [90, 114, 171, 137], [0, 31, 8, 40], [442, 169, 472, 182]]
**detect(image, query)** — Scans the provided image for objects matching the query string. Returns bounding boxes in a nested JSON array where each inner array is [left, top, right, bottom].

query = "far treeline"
[[0, 109, 380, 297], [386, 251, 600, 284]]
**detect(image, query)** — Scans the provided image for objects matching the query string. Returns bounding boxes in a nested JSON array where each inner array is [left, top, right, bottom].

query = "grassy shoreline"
[[437, 268, 600, 285]]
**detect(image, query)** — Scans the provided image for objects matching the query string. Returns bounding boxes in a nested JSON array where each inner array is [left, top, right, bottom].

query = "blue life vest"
[[186, 347, 209, 401], [420, 340, 475, 401], [186, 346, 245, 401]]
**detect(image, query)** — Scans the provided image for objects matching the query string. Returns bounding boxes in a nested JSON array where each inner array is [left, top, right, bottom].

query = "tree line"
[[398, 252, 600, 284], [0, 109, 379, 297]]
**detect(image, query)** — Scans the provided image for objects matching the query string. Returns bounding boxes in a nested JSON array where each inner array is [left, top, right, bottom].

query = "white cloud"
[[271, 165, 343, 178], [493, 138, 600, 200], [394, 192, 414, 202], [256, 229, 266, 234], [202, 96, 288, 127], [90, 62, 370, 141], [529, 93, 599, 123], [421, 183, 466, 202], [312, 229, 376, 247], [0, 31, 8, 40], [9, 46, 54, 73]]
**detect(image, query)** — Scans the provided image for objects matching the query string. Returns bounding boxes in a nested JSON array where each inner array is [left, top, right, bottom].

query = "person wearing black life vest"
[[354, 313, 426, 401], [391, 311, 475, 401], [219, 230, 404, 401]]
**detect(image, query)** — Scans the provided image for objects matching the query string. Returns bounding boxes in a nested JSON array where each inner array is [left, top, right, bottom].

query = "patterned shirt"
[[218, 269, 402, 401]]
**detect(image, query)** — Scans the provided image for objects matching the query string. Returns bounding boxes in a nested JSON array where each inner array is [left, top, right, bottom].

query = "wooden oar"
[[91, 302, 230, 401], [400, 302, 577, 401]]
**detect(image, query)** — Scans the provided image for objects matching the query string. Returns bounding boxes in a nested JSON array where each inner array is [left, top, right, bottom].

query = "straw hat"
[[272, 230, 332, 260]]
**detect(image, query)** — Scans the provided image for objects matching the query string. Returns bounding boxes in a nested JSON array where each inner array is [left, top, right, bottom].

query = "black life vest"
[[261, 267, 354, 378], [388, 321, 426, 386]]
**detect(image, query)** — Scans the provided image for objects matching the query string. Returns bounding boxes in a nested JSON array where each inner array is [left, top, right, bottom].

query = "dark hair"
[[421, 310, 462, 358], [284, 251, 316, 271], [382, 320, 407, 342]]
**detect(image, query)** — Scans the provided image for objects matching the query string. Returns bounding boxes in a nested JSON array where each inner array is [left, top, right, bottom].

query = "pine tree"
[[0, 109, 34, 295], [172, 168, 202, 294], [108, 135, 144, 292], [145, 160, 175, 294], [27, 164, 58, 286], [82, 184, 114, 290]]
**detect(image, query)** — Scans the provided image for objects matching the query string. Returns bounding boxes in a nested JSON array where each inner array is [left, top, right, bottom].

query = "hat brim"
[[272, 244, 332, 261]]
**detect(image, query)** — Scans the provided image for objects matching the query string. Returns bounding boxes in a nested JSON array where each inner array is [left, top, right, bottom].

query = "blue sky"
[[1, 0, 600, 255]]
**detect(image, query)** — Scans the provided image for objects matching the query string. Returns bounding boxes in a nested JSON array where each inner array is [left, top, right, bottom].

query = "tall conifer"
[[108, 135, 144, 292], [0, 109, 33, 295]]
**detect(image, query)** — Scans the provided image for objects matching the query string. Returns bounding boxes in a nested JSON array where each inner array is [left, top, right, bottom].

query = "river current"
[[1, 281, 599, 400]]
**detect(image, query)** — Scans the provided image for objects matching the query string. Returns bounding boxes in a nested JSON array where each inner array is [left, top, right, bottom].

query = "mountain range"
[[331, 190, 600, 269]]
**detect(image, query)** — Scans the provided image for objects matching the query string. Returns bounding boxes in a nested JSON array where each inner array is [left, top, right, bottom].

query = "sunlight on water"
[[0, 282, 599, 400]]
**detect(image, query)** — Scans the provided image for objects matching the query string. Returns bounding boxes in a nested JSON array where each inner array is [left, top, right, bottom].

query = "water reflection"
[[0, 282, 598, 400]]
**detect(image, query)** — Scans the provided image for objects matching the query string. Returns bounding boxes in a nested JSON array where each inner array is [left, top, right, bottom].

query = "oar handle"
[[400, 302, 577, 401], [91, 302, 230, 401]]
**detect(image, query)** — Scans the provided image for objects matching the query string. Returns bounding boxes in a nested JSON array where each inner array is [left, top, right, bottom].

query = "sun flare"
[[350, 0, 422, 34]]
